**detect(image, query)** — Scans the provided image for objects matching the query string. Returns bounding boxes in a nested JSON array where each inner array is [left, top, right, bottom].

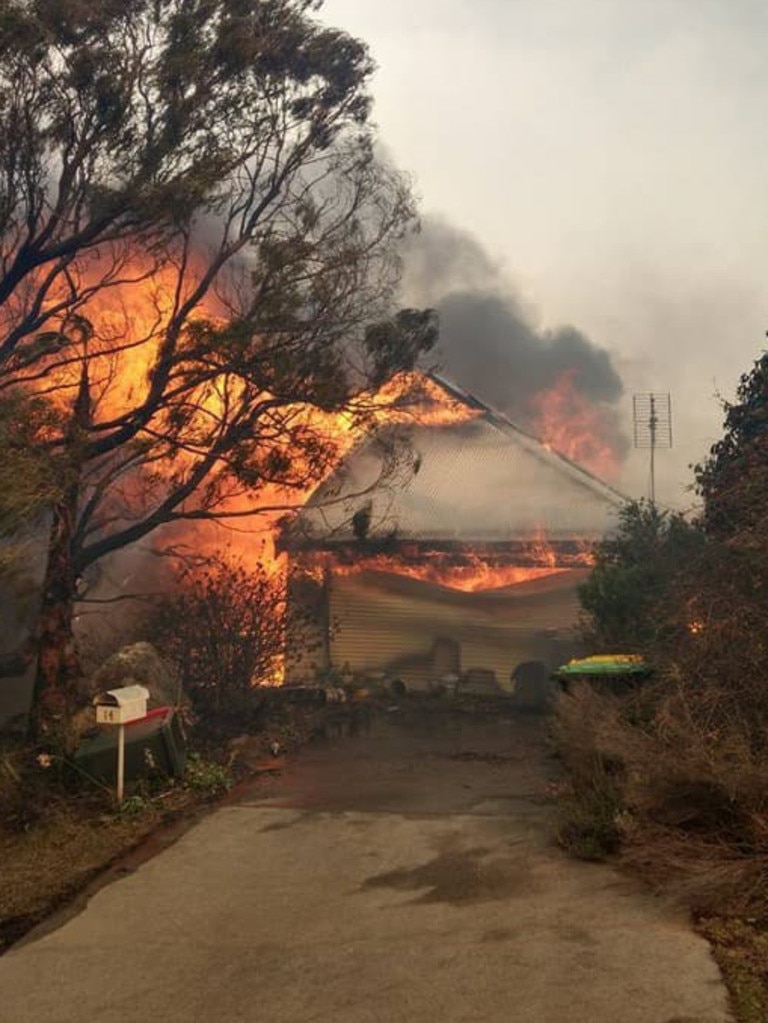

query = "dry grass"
[[0, 736, 222, 954], [0, 787, 198, 953], [696, 916, 768, 1023], [551, 683, 642, 861], [552, 678, 768, 1022], [553, 680, 768, 898], [0, 696, 346, 956]]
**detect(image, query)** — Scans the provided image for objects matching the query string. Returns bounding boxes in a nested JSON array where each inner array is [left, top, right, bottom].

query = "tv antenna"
[[633, 393, 672, 504]]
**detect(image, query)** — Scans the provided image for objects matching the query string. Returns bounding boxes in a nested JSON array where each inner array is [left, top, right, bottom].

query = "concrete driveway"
[[0, 707, 731, 1022]]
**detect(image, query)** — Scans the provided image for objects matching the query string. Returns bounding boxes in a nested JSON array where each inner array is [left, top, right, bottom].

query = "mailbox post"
[[93, 686, 150, 804]]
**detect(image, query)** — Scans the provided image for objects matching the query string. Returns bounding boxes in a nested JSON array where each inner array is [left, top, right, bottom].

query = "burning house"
[[280, 376, 625, 693]]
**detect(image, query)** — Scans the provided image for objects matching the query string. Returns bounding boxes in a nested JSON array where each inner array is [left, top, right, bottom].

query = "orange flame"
[[331, 554, 566, 592], [28, 253, 611, 650], [25, 251, 478, 570], [308, 528, 591, 594], [172, 372, 480, 571], [28, 255, 220, 419], [529, 371, 621, 480]]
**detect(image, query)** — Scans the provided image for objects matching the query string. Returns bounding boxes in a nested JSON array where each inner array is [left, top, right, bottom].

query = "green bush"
[[184, 754, 231, 796]]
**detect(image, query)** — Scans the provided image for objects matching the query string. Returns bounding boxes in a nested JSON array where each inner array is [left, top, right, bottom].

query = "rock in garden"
[[88, 642, 182, 709]]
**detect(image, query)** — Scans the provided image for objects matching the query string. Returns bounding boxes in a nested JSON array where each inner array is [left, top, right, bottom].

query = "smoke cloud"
[[403, 217, 628, 458]]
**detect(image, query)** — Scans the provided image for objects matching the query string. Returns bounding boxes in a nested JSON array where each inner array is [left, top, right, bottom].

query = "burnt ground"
[[0, 701, 731, 1022]]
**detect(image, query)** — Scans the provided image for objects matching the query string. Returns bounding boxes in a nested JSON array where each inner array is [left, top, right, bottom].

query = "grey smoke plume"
[[403, 217, 628, 454]]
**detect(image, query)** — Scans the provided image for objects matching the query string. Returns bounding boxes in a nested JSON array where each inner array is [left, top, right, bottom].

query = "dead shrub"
[[552, 681, 655, 785], [145, 555, 284, 727], [621, 825, 768, 913], [556, 774, 624, 861], [551, 684, 633, 860], [552, 676, 768, 910]]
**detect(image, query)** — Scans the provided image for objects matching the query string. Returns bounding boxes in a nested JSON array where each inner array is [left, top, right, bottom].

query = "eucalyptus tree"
[[0, 0, 436, 737]]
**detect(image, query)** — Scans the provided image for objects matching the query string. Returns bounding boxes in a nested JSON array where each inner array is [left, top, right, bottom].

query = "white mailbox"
[[94, 685, 149, 725]]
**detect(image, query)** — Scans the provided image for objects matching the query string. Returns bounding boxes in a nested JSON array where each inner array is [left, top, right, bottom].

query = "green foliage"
[[558, 347, 768, 958], [667, 351, 768, 744], [696, 351, 768, 546], [183, 753, 231, 795], [0, 0, 375, 282], [363, 309, 439, 389], [117, 793, 153, 817], [578, 499, 704, 652], [0, 394, 62, 647], [0, 393, 61, 554]]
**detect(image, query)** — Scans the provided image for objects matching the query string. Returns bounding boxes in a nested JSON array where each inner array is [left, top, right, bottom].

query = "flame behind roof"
[[284, 374, 626, 550]]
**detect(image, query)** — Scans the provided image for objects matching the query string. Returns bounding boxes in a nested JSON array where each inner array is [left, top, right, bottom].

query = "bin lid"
[[555, 654, 652, 677]]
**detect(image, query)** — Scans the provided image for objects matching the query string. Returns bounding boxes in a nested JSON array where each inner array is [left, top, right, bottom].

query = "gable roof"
[[283, 374, 626, 550]]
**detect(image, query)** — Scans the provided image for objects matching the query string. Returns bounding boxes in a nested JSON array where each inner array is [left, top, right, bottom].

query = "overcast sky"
[[320, 0, 768, 505]]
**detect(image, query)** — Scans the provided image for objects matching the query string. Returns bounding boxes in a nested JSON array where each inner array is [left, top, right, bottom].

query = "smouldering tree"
[[0, 0, 437, 738]]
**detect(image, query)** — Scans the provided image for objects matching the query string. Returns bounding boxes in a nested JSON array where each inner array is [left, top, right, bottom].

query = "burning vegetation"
[[0, 0, 630, 740], [0, 0, 442, 739], [299, 534, 594, 596]]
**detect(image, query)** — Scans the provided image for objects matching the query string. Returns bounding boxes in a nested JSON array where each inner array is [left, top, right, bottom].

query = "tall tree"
[[696, 350, 768, 549], [682, 351, 768, 740], [0, 0, 437, 738]]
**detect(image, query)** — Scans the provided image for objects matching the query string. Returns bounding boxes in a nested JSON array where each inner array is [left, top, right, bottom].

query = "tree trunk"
[[28, 359, 91, 744], [28, 485, 83, 743]]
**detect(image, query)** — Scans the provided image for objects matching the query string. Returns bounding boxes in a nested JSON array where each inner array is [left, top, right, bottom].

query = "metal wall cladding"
[[327, 569, 585, 691], [291, 416, 624, 549]]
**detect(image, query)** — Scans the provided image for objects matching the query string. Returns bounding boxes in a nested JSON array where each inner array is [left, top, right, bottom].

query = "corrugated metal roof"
[[286, 378, 625, 548]]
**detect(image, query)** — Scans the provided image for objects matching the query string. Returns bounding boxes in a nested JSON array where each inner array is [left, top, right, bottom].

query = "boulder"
[[88, 642, 182, 709]]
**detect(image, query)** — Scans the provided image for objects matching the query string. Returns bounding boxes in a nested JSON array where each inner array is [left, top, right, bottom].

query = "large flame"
[[28, 255, 215, 417], [172, 371, 481, 571], [328, 554, 566, 593], [529, 371, 622, 480], [310, 527, 593, 595], [25, 252, 478, 569], [24, 254, 616, 688]]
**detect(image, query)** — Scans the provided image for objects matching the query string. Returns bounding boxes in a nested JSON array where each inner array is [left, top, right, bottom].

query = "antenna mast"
[[633, 393, 672, 504]]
